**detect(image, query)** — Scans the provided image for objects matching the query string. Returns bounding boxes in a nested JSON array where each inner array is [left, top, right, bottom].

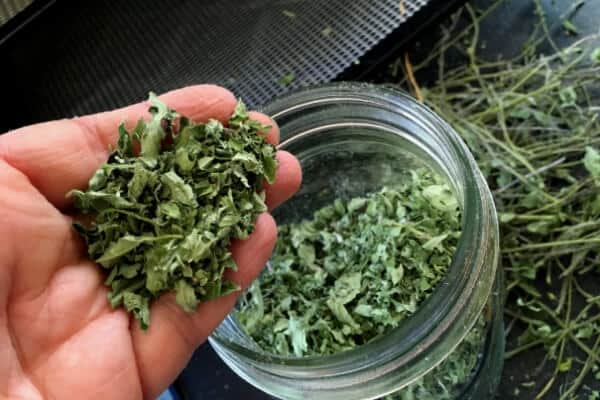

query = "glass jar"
[[210, 82, 504, 400]]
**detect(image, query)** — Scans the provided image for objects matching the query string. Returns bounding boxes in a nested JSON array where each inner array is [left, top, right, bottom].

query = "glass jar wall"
[[210, 83, 504, 400]]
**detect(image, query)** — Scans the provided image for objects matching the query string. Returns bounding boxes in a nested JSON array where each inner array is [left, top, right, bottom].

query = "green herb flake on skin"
[[237, 168, 461, 357], [71, 93, 277, 329]]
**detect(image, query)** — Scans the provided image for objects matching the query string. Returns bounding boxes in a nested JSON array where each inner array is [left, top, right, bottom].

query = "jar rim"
[[210, 82, 499, 395]]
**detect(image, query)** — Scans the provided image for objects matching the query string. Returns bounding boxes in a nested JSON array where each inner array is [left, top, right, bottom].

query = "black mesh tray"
[[1, 0, 463, 131]]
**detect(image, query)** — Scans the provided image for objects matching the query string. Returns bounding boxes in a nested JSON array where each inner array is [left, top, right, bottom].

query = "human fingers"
[[131, 212, 276, 399], [0, 85, 236, 209]]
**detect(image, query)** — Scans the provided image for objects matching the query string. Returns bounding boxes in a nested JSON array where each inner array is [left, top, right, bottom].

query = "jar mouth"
[[211, 83, 498, 386]]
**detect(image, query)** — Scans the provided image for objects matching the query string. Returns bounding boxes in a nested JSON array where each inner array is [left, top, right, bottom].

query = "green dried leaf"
[[297, 243, 315, 266], [282, 10, 296, 18], [575, 324, 596, 340], [526, 220, 555, 235], [326, 298, 360, 331], [279, 73, 296, 86], [499, 212, 516, 223], [322, 26, 333, 36], [160, 170, 196, 205], [286, 316, 308, 357], [562, 20, 578, 35], [331, 273, 362, 305], [70, 190, 137, 211], [262, 147, 277, 183], [175, 280, 199, 312], [509, 107, 532, 120], [422, 184, 459, 212], [559, 86, 577, 106], [128, 165, 157, 200], [139, 92, 176, 159], [123, 292, 150, 329], [422, 233, 449, 251], [592, 48, 600, 64], [96, 235, 154, 267], [117, 123, 133, 157], [558, 358, 573, 372]]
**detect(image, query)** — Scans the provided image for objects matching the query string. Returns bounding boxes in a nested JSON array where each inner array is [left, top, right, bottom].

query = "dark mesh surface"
[[2, 0, 430, 128], [0, 0, 34, 25]]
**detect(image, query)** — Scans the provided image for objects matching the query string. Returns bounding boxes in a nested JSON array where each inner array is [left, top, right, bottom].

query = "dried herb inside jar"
[[385, 315, 487, 400], [236, 168, 461, 357]]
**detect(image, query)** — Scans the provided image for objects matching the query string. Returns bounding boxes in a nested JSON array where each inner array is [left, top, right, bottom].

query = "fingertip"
[[248, 111, 280, 145], [158, 84, 237, 123]]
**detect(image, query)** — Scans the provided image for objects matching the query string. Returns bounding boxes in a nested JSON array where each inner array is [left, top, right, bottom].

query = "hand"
[[0, 85, 302, 400]]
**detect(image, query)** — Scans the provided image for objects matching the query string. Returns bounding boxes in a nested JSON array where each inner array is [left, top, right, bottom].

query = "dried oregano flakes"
[[237, 168, 461, 357], [71, 94, 277, 329]]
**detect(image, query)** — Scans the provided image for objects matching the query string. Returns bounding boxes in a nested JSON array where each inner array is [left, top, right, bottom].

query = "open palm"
[[0, 85, 301, 400]]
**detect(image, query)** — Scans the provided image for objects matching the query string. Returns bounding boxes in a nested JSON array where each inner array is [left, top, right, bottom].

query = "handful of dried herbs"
[[71, 94, 277, 329], [237, 168, 461, 357]]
